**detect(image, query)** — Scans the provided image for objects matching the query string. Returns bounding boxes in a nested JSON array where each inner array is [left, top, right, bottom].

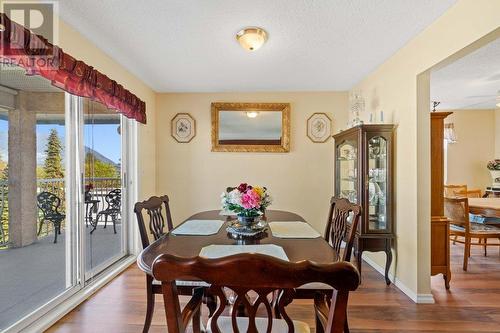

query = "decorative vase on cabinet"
[[333, 124, 396, 285]]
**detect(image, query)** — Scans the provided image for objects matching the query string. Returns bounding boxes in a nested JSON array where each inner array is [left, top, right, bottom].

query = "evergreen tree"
[[43, 129, 64, 179], [0, 150, 5, 175]]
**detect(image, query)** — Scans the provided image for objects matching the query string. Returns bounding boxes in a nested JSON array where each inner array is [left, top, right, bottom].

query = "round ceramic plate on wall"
[[307, 113, 332, 143], [171, 113, 196, 143]]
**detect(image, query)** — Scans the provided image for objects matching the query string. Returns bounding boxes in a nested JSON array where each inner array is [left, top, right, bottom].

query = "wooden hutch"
[[430, 112, 452, 289]]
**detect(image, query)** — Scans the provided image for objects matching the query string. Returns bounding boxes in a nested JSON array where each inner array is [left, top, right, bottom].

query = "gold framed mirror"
[[211, 102, 290, 152]]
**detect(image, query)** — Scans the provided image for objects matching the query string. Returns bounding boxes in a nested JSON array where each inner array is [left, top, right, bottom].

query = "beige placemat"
[[269, 221, 321, 238], [171, 220, 224, 235], [199, 244, 289, 261]]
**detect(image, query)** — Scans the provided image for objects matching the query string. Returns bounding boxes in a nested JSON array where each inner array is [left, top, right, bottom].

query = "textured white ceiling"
[[431, 37, 500, 110], [58, 0, 456, 92]]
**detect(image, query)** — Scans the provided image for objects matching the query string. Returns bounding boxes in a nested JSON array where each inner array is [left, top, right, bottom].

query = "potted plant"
[[487, 159, 500, 187], [221, 183, 272, 225], [84, 183, 94, 201]]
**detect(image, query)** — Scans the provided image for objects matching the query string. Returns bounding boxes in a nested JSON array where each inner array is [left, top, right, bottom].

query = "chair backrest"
[[37, 191, 62, 215], [105, 189, 121, 211], [324, 197, 362, 261], [152, 253, 360, 333], [134, 195, 173, 249], [454, 189, 481, 198], [444, 197, 470, 232], [444, 184, 467, 198]]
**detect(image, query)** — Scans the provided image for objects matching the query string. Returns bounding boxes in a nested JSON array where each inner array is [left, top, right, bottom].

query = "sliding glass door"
[[83, 99, 127, 279], [0, 65, 79, 330], [0, 65, 133, 331]]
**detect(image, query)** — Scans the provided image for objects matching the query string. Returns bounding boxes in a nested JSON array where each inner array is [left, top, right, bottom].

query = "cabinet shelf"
[[341, 178, 357, 182]]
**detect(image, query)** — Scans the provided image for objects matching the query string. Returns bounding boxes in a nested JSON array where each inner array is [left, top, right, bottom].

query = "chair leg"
[[37, 219, 44, 236], [344, 317, 350, 333], [483, 238, 487, 256], [112, 215, 117, 234], [53, 222, 58, 244], [104, 214, 108, 229], [90, 214, 100, 234], [463, 236, 470, 271], [205, 292, 217, 318], [143, 277, 155, 333], [452, 235, 457, 245], [315, 313, 325, 333]]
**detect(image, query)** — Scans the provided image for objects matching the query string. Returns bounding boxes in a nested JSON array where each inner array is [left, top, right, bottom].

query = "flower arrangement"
[[487, 159, 500, 170], [221, 183, 272, 218]]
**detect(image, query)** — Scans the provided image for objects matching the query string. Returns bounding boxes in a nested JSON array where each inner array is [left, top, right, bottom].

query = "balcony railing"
[[0, 178, 121, 248], [0, 180, 7, 247]]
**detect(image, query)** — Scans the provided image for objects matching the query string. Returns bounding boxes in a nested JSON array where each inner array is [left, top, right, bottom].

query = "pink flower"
[[241, 189, 261, 209]]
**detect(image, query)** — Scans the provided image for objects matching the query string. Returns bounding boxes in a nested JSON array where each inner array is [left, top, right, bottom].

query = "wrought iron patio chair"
[[37, 191, 66, 243], [92, 189, 121, 234]]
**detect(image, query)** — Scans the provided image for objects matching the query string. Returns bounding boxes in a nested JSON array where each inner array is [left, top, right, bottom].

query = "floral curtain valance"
[[0, 13, 146, 124]]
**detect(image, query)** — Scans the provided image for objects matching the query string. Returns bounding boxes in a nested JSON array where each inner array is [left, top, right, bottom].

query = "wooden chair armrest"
[[314, 292, 329, 331], [181, 287, 204, 330]]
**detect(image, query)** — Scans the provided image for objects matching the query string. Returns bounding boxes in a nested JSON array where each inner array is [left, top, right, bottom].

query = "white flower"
[[227, 189, 242, 205]]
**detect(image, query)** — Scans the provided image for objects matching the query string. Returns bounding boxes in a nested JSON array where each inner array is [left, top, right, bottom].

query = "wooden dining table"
[[137, 209, 337, 277], [469, 198, 500, 219]]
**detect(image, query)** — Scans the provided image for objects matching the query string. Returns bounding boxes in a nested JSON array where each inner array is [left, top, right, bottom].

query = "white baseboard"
[[362, 255, 435, 304], [18, 255, 137, 333]]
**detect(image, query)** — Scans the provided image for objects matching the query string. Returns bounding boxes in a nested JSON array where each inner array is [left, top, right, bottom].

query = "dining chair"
[[294, 197, 361, 332], [444, 197, 500, 271], [454, 189, 482, 198], [152, 253, 360, 333], [448, 188, 482, 245], [444, 184, 467, 198], [134, 195, 215, 333]]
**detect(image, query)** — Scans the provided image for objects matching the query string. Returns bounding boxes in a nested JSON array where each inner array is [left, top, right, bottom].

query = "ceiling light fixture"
[[236, 27, 268, 51], [246, 111, 259, 118]]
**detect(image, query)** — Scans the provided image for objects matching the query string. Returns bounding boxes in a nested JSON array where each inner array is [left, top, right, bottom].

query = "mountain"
[[84, 146, 119, 168]]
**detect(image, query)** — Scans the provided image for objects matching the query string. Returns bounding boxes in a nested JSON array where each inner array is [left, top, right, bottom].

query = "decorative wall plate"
[[171, 113, 196, 143], [307, 113, 332, 143]]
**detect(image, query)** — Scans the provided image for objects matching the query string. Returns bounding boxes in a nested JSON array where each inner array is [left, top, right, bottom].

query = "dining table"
[[468, 197, 500, 219], [137, 209, 337, 277]]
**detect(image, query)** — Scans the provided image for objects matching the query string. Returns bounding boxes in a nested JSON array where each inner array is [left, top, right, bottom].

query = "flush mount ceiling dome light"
[[236, 27, 268, 51]]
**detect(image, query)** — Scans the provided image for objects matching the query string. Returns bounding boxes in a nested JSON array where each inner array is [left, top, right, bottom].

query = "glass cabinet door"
[[337, 139, 358, 204], [366, 135, 389, 232]]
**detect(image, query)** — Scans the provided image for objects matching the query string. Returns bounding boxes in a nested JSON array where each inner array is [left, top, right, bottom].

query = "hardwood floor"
[[47, 242, 500, 333]]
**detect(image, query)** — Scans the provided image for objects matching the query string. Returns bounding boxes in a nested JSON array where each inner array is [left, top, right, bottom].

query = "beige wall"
[[156, 92, 348, 232], [445, 109, 495, 191], [496, 109, 500, 158], [57, 20, 157, 201], [350, 0, 500, 300]]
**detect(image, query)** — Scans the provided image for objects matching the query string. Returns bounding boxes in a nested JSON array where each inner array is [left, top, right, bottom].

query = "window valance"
[[0, 13, 146, 124]]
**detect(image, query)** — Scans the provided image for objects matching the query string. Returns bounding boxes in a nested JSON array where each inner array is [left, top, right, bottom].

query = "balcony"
[[0, 178, 122, 327]]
